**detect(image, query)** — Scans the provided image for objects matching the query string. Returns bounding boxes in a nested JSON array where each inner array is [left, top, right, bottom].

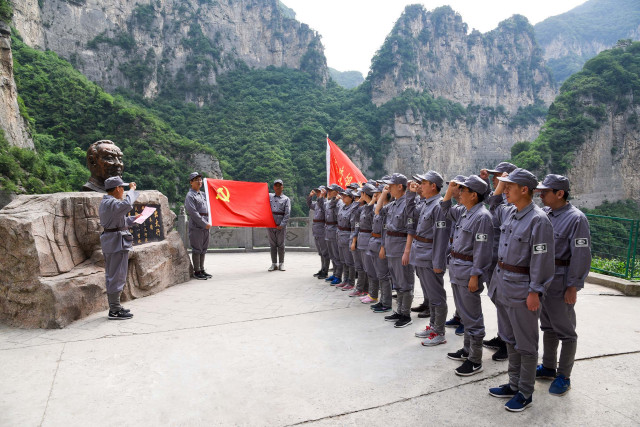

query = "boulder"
[[0, 191, 191, 328]]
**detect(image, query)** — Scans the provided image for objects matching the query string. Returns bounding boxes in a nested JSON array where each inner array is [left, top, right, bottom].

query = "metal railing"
[[586, 214, 639, 280]]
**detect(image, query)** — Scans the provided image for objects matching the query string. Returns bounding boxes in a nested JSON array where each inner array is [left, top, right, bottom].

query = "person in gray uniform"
[[349, 187, 373, 297], [408, 174, 431, 320], [355, 184, 377, 302], [407, 171, 451, 346], [487, 168, 555, 412], [185, 172, 212, 280], [307, 186, 330, 279], [480, 161, 517, 361], [336, 189, 358, 291], [324, 184, 344, 285], [380, 173, 415, 328], [444, 175, 467, 336], [440, 175, 494, 375], [369, 185, 393, 312], [99, 176, 141, 320], [268, 179, 291, 271], [535, 174, 591, 396]]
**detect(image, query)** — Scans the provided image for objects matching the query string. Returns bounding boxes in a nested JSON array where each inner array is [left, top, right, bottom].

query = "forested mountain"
[[329, 68, 364, 89], [535, 0, 640, 84], [510, 40, 640, 208]]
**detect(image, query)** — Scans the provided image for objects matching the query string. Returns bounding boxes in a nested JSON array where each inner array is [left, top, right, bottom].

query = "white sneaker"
[[415, 325, 436, 338], [278, 263, 285, 271], [268, 264, 278, 271], [422, 332, 447, 347]]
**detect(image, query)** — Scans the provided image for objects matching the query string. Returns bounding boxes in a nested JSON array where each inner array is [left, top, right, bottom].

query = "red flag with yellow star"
[[204, 179, 276, 228], [326, 137, 367, 187]]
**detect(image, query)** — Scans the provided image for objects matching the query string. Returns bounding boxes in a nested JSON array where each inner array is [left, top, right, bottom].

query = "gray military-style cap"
[[447, 175, 467, 185], [188, 172, 202, 181], [376, 175, 391, 184], [488, 162, 517, 175], [104, 176, 128, 191], [313, 185, 327, 192], [372, 184, 384, 193], [327, 183, 343, 192], [537, 174, 570, 192], [361, 182, 377, 196], [411, 174, 423, 183], [416, 170, 444, 187], [383, 173, 408, 186], [348, 183, 360, 190], [460, 175, 488, 195], [274, 179, 284, 185], [498, 168, 539, 191]]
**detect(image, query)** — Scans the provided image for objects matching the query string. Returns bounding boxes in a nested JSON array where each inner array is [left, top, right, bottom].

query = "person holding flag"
[[268, 179, 291, 271], [185, 172, 212, 280]]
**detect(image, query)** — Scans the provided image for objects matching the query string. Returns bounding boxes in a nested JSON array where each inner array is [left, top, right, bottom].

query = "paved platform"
[[1, 252, 639, 426]]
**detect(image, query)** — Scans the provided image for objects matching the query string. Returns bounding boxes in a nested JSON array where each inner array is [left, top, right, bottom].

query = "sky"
[[282, 0, 587, 75]]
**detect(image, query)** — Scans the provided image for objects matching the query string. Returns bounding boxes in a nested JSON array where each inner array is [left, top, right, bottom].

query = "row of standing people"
[[306, 163, 591, 413]]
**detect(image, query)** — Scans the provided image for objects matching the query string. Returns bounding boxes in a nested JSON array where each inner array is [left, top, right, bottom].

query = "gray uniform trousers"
[[416, 267, 447, 334], [352, 249, 369, 292], [387, 256, 414, 316], [540, 278, 578, 377], [104, 251, 129, 295], [337, 234, 355, 285], [267, 227, 286, 263], [451, 281, 485, 363], [314, 235, 331, 274], [362, 250, 379, 298], [496, 296, 541, 398], [369, 239, 391, 306], [326, 237, 343, 279]]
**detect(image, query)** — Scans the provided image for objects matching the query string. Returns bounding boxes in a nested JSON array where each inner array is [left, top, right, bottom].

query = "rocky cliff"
[[361, 6, 555, 180], [11, 0, 328, 100], [0, 21, 32, 149]]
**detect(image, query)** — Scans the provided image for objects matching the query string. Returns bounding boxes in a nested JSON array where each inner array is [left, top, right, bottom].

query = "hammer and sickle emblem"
[[216, 186, 230, 202]]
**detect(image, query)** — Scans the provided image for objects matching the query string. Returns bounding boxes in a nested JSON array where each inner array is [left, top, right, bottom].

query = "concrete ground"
[[1, 252, 639, 427]]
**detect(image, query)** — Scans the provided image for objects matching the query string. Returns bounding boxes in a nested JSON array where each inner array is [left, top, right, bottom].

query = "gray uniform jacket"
[[441, 200, 494, 286], [544, 203, 591, 294], [185, 189, 209, 230], [356, 204, 374, 250], [407, 192, 450, 270], [337, 202, 358, 246], [383, 194, 414, 258], [490, 200, 556, 305], [269, 193, 291, 227], [99, 190, 139, 254], [307, 195, 326, 238], [487, 192, 509, 263], [367, 206, 387, 256], [324, 198, 339, 240]]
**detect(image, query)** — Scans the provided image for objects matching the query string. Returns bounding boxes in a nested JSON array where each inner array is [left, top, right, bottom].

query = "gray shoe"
[[268, 264, 278, 272], [278, 263, 285, 271], [422, 333, 447, 347], [415, 325, 435, 338]]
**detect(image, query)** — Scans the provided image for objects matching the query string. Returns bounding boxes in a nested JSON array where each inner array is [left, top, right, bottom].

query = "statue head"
[[82, 140, 124, 193]]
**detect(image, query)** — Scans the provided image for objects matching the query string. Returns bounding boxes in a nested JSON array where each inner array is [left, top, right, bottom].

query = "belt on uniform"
[[555, 259, 571, 266], [326, 221, 337, 225], [272, 211, 285, 215], [358, 229, 372, 234], [103, 227, 128, 233], [414, 235, 433, 243], [450, 251, 473, 262], [386, 231, 407, 238], [313, 219, 325, 223], [498, 261, 530, 274], [338, 226, 351, 231], [371, 232, 382, 238], [449, 238, 453, 243]]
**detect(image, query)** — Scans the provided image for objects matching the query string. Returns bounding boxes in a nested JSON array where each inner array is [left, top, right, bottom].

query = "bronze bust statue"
[[82, 140, 124, 193]]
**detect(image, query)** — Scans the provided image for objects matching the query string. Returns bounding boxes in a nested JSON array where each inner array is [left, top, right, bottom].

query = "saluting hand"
[[129, 182, 137, 191], [479, 169, 489, 180]]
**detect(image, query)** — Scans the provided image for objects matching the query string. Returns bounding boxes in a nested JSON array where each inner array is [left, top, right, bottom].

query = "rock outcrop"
[[0, 190, 191, 328], [0, 21, 33, 149], [10, 0, 328, 99]]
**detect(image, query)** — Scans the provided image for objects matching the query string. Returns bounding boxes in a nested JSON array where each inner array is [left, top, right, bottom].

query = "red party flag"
[[326, 137, 367, 187], [204, 179, 277, 228]]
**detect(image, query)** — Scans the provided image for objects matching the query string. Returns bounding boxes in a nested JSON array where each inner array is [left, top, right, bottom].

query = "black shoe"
[[384, 312, 401, 322], [373, 305, 392, 313], [108, 309, 133, 320], [370, 302, 383, 310], [411, 303, 428, 312], [418, 310, 431, 318], [492, 344, 509, 361], [317, 273, 328, 279], [194, 271, 208, 280], [121, 307, 131, 313], [447, 348, 469, 361], [313, 270, 322, 277], [394, 315, 412, 328], [202, 271, 212, 279], [483, 335, 503, 350], [455, 359, 483, 376]]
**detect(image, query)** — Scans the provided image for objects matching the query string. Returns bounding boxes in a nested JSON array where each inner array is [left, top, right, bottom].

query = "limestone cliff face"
[[11, 0, 328, 99], [359, 6, 555, 180], [567, 104, 640, 209], [369, 6, 555, 112], [0, 22, 33, 149]]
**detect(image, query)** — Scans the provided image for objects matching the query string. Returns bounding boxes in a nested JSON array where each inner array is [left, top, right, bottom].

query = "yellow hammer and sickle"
[[216, 186, 230, 202]]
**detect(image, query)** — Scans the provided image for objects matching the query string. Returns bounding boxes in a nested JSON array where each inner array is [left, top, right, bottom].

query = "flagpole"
[[203, 178, 212, 226], [326, 134, 330, 186]]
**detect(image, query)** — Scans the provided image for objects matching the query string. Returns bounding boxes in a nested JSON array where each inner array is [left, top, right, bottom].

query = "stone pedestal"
[[0, 191, 191, 328]]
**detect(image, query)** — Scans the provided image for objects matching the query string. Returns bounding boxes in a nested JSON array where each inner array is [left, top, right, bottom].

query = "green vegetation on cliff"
[[512, 41, 640, 174], [328, 68, 364, 89], [0, 0, 12, 23]]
